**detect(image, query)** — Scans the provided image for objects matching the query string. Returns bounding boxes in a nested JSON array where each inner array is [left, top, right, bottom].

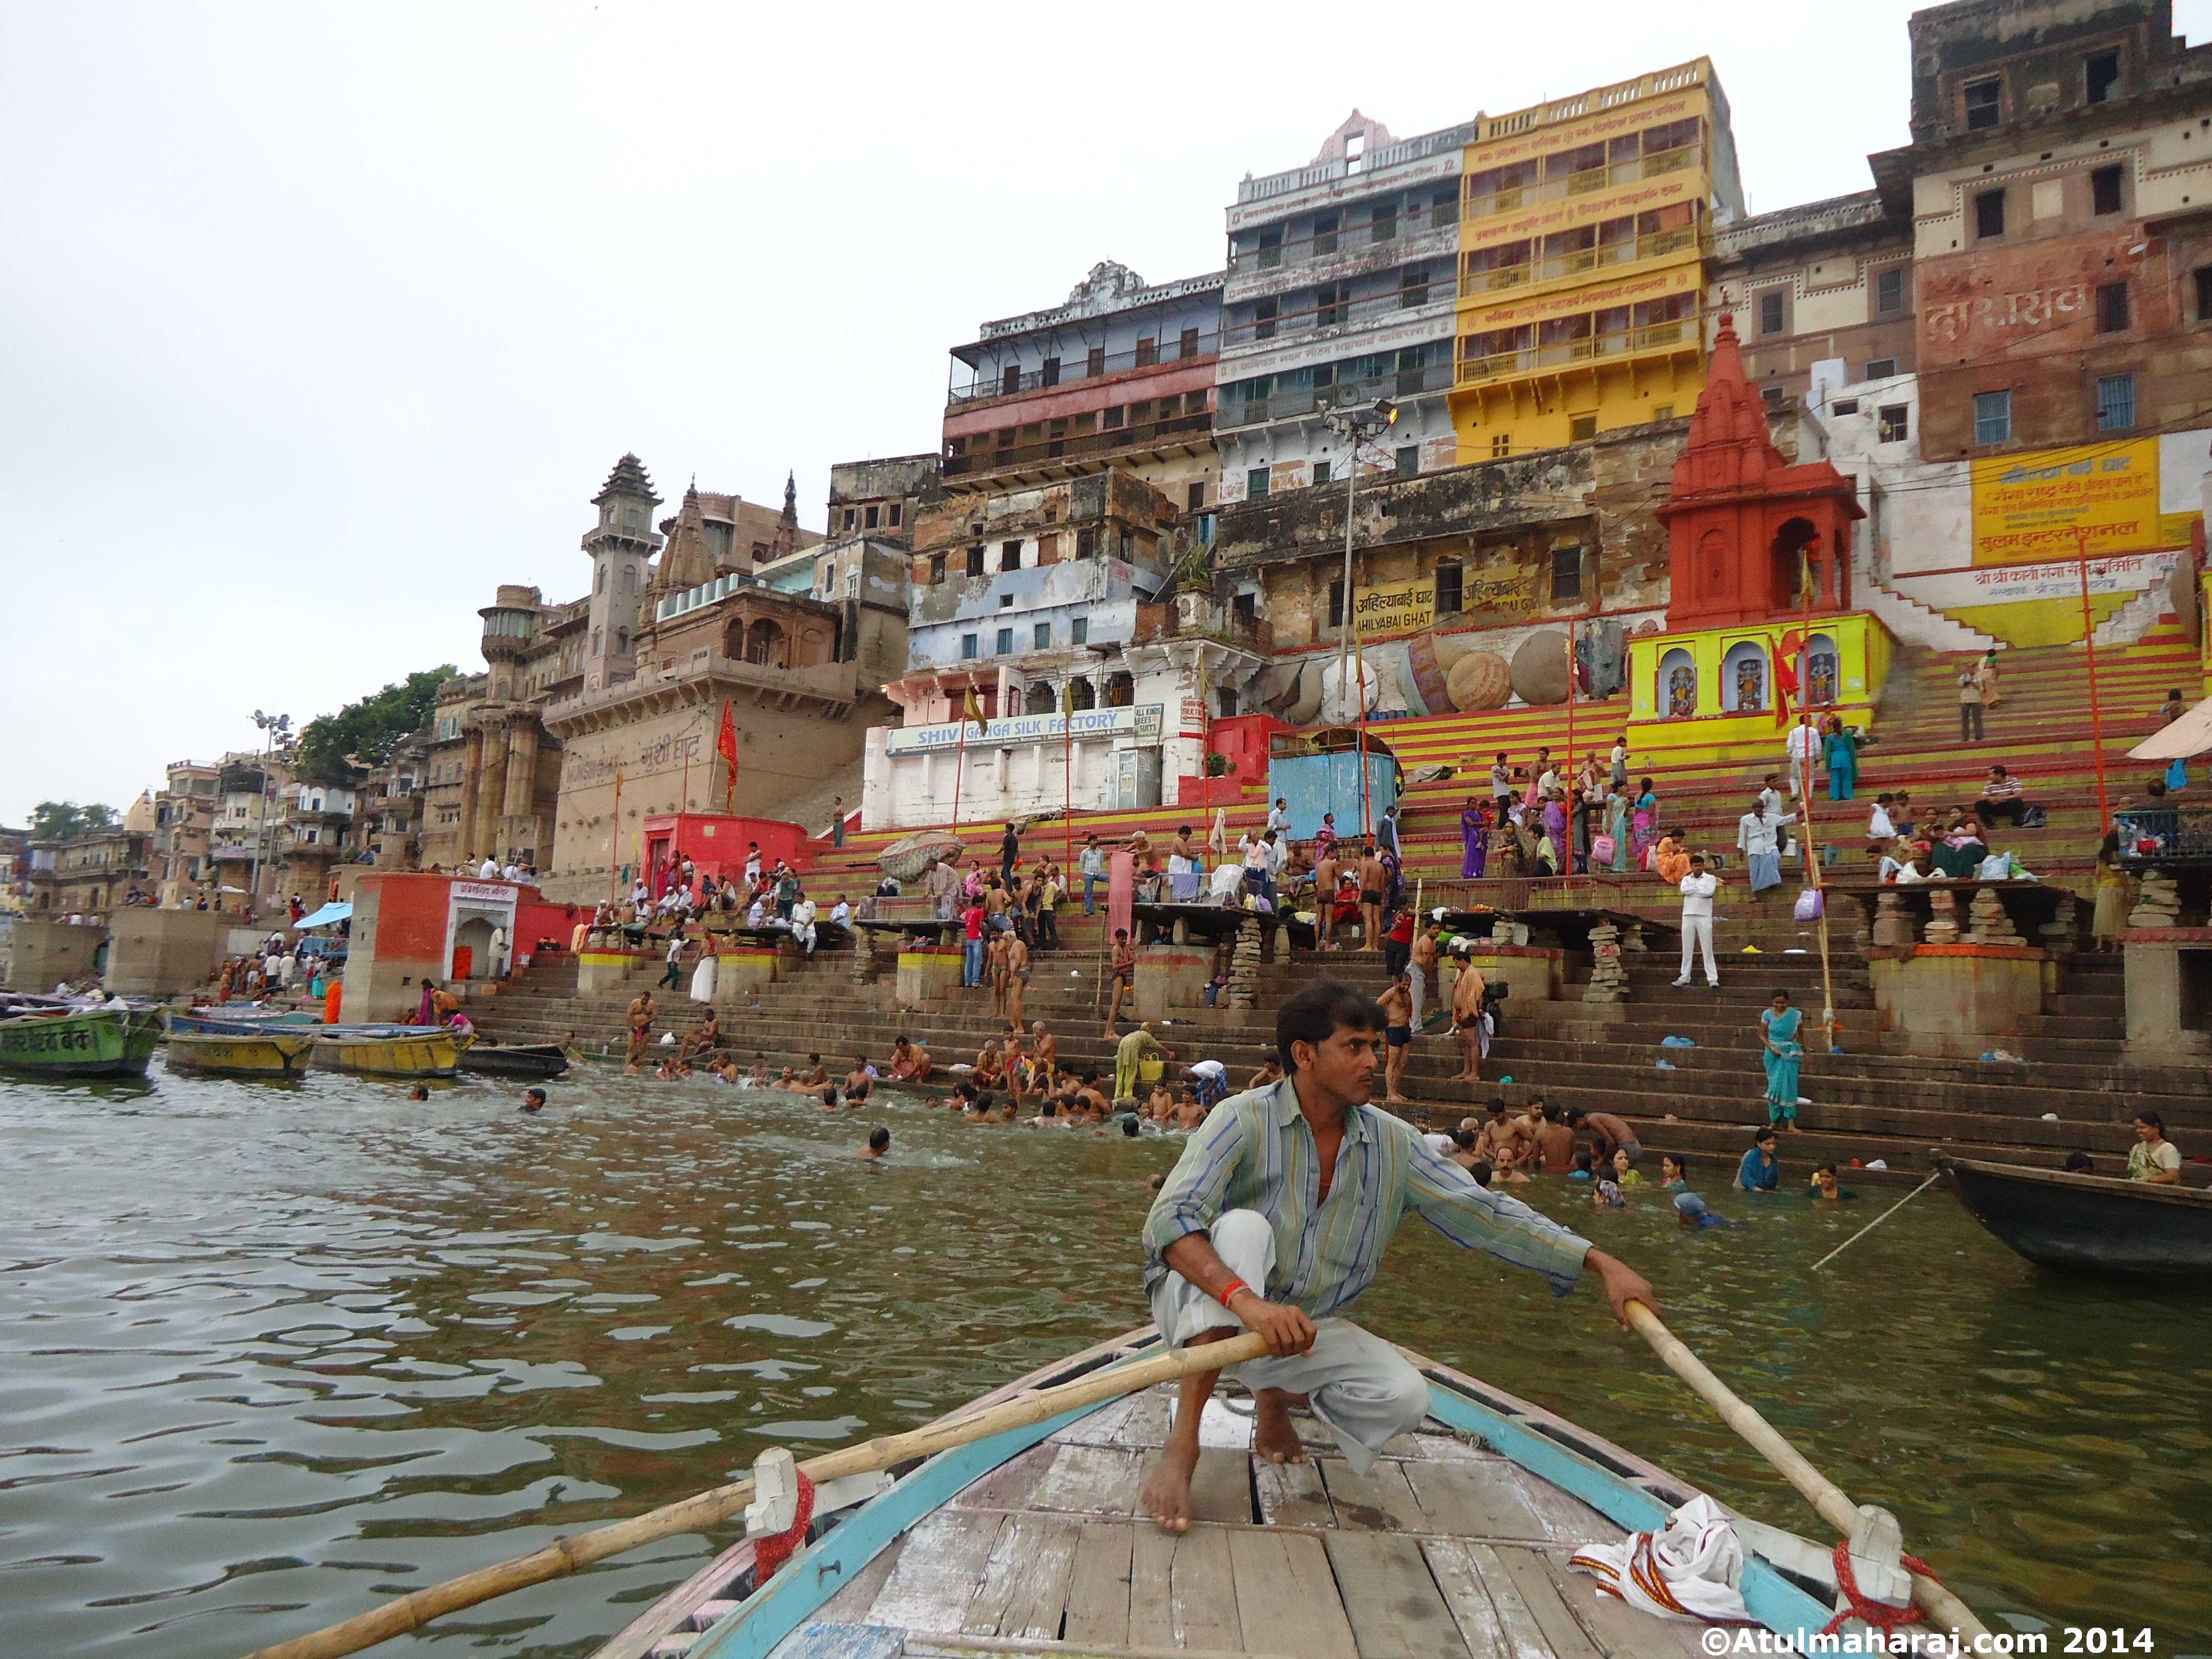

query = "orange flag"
[[716, 700, 739, 810]]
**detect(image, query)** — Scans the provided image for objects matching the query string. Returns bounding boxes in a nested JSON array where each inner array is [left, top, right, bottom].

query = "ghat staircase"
[[468, 622, 2209, 1184]]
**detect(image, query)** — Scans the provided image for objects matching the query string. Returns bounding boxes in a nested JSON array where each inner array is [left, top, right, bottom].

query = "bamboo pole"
[[1811, 1169, 1942, 1272], [242, 1333, 1271, 1659], [1623, 1303, 1989, 1642]]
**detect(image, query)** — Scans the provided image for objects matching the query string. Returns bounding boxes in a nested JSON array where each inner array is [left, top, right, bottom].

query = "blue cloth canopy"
[[292, 902, 353, 930]]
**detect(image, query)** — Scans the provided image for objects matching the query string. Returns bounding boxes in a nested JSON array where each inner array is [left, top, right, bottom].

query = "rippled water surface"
[[3, 1061, 2207, 1656]]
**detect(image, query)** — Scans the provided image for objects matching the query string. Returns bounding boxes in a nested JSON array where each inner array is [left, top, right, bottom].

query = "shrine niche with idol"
[[1626, 310, 1892, 759]]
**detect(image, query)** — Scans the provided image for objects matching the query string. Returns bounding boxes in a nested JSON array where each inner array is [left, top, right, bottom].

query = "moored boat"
[[312, 1029, 474, 1079], [0, 1007, 164, 1080], [457, 1040, 573, 1080], [1935, 1152, 2212, 1280], [163, 1029, 318, 1079], [594, 1326, 1883, 1659]]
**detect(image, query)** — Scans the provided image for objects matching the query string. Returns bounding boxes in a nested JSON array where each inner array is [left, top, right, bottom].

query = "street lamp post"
[[250, 709, 290, 918]]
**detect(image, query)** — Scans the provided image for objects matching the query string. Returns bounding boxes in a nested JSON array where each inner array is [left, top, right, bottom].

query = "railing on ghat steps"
[[1424, 873, 1640, 913], [2115, 806, 2212, 868]]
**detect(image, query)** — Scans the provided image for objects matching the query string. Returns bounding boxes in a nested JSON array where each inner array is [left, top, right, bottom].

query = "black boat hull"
[[1938, 1155, 2212, 1281], [457, 1045, 571, 1080]]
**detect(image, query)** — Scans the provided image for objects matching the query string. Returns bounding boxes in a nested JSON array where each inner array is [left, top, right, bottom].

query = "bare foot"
[[1252, 1390, 1308, 1466], [1141, 1438, 1200, 1532]]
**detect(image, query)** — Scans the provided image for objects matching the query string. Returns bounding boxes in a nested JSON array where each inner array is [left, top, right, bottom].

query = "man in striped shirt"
[[1138, 979, 1656, 1533]]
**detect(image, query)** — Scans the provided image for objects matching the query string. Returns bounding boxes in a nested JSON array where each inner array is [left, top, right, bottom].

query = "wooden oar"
[[239, 1331, 1269, 1659], [1625, 1302, 1990, 1641]]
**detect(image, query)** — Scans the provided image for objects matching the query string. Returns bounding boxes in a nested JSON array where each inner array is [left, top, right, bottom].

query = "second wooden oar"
[[1625, 1301, 1989, 1641], [240, 1330, 1269, 1659]]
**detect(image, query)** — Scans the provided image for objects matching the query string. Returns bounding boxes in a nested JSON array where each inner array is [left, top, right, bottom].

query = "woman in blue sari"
[[1822, 716, 1859, 801], [1759, 990, 1803, 1129], [1459, 796, 1488, 878], [1604, 783, 1631, 874]]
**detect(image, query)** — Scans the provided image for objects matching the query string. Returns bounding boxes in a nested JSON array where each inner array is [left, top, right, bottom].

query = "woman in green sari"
[[1604, 782, 1631, 874], [1759, 989, 1803, 1129]]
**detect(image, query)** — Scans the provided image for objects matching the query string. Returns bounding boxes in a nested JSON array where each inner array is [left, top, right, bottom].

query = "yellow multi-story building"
[[1450, 58, 1744, 459]]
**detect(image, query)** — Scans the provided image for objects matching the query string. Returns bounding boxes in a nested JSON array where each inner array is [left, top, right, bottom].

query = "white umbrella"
[[2127, 695, 2212, 762]]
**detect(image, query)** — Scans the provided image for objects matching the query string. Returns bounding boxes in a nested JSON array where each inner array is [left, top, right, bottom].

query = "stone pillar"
[[1924, 888, 1959, 944], [457, 727, 484, 861], [502, 719, 539, 827], [475, 725, 511, 863]]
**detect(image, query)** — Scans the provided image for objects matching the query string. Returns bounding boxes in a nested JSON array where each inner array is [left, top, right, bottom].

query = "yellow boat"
[[164, 1029, 318, 1078], [311, 1030, 474, 1079]]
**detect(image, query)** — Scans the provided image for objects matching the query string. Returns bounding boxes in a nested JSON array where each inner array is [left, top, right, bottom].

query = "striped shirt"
[[1143, 1079, 1591, 1315]]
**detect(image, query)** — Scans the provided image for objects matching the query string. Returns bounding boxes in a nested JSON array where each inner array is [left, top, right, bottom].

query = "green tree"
[[29, 800, 118, 840], [294, 666, 458, 783]]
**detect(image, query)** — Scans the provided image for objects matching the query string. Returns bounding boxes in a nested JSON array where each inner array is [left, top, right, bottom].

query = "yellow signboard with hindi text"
[[1970, 439, 2162, 566], [1352, 577, 1436, 637]]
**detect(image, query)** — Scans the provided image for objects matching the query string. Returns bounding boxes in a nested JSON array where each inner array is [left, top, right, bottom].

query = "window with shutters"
[[1435, 564, 1463, 614], [1974, 390, 2012, 444], [2096, 373, 2136, 431], [2096, 281, 2130, 332]]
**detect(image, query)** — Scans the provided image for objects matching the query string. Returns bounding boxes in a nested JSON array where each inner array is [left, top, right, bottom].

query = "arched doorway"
[[1025, 683, 1057, 715], [745, 618, 785, 666], [1068, 677, 1096, 712], [1771, 518, 1819, 609]]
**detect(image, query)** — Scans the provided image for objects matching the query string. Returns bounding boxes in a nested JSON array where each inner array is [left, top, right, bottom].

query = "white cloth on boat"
[[1568, 1494, 1754, 1624], [1148, 1207, 1428, 1476]]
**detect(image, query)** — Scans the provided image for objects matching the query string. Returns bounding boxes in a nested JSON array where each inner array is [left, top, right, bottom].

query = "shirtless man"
[[678, 1007, 720, 1061], [1354, 844, 1386, 951], [1104, 929, 1136, 1035], [1028, 1020, 1057, 1089], [982, 930, 1007, 1019], [798, 1053, 830, 1088], [1532, 1102, 1577, 1173], [1004, 932, 1031, 1031], [1145, 1080, 1176, 1120], [1447, 959, 1488, 1082], [746, 1053, 769, 1086], [1409, 923, 1439, 1032], [844, 1056, 877, 1096], [972, 1039, 1006, 1089], [889, 1034, 932, 1083], [1174, 1088, 1207, 1131], [1075, 1069, 1114, 1116], [1313, 845, 1343, 949], [1000, 1027, 1029, 1113], [1246, 1051, 1284, 1091], [1378, 972, 1414, 1103], [1572, 1107, 1642, 1168], [624, 990, 657, 1074], [982, 877, 1010, 935]]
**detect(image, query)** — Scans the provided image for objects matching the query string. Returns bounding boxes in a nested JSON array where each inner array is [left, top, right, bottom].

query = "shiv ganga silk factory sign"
[[884, 703, 1164, 756]]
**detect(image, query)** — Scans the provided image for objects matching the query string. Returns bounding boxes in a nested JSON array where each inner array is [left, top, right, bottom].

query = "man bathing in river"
[[1138, 979, 1654, 1533]]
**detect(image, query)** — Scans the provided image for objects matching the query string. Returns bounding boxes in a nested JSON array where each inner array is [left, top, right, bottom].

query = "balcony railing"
[[1455, 320, 1695, 386], [2115, 807, 2212, 866], [950, 335, 1218, 407], [945, 411, 1214, 477], [1222, 286, 1451, 351], [1462, 143, 1701, 220], [1457, 228, 1699, 298], [1218, 363, 1455, 430], [1228, 207, 1458, 274]]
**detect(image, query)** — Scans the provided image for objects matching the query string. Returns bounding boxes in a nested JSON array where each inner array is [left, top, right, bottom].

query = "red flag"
[[1770, 643, 1799, 729], [716, 700, 739, 810]]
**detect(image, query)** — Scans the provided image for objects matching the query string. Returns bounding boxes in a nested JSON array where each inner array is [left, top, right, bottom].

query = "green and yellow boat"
[[164, 1029, 319, 1079], [311, 1029, 474, 1079], [0, 1007, 164, 1079]]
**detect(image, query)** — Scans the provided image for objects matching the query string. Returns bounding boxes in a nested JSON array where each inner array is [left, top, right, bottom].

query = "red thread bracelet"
[[1216, 1278, 1248, 1308]]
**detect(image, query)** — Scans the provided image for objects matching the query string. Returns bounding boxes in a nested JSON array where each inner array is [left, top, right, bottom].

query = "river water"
[[3, 1062, 2207, 1657]]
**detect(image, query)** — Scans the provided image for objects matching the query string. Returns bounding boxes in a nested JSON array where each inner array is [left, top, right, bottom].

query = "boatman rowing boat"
[[1139, 977, 1656, 1532]]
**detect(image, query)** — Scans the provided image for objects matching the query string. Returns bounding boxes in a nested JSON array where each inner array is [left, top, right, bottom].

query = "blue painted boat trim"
[[688, 1405, 1091, 1659], [1419, 1378, 1835, 1643]]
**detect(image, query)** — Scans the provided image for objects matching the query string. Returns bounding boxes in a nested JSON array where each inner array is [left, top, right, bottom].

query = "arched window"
[[1802, 632, 1839, 706], [1068, 677, 1096, 711], [597, 565, 607, 594], [1721, 641, 1767, 712], [745, 618, 784, 666], [1105, 671, 1135, 708], [615, 628, 628, 655], [622, 565, 635, 591], [592, 628, 603, 655], [1657, 647, 1697, 718], [1025, 683, 1057, 715]]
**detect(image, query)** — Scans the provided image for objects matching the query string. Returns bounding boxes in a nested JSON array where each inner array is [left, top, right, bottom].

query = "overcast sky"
[[5, 1, 2206, 824]]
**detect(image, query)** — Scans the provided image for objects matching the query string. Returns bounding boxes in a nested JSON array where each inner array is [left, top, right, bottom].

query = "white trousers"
[[1408, 964, 1427, 1030], [1679, 914, 1717, 983], [1148, 1209, 1429, 1474]]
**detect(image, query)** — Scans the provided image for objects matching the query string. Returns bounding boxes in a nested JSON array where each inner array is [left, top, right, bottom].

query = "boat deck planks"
[[1323, 1530, 1472, 1659], [736, 1373, 1787, 1659]]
